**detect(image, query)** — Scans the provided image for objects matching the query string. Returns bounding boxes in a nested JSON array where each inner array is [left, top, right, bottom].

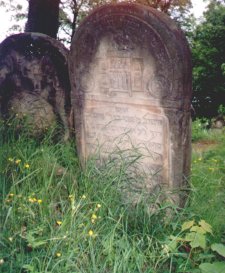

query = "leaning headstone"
[[69, 3, 192, 205], [0, 33, 71, 140]]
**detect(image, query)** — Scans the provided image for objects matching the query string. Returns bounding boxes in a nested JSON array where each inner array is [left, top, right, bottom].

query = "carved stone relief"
[[0, 33, 71, 140]]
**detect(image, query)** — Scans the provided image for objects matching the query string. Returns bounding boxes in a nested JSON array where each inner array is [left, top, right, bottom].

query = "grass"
[[0, 117, 225, 272]]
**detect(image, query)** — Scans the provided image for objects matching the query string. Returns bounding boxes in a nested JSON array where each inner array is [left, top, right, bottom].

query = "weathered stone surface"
[[0, 33, 71, 140], [70, 3, 192, 205]]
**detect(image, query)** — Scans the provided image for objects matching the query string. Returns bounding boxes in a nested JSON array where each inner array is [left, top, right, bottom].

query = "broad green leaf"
[[191, 233, 206, 249], [185, 232, 196, 242], [186, 232, 206, 249], [181, 220, 195, 231], [199, 262, 225, 273], [190, 226, 206, 234], [199, 220, 213, 235], [211, 243, 225, 258]]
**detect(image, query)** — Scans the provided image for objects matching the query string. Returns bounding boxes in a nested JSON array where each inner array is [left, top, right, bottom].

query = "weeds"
[[0, 116, 225, 272]]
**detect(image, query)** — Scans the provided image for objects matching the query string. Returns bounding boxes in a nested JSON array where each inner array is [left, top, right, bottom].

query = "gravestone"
[[0, 33, 71, 140], [69, 3, 192, 205]]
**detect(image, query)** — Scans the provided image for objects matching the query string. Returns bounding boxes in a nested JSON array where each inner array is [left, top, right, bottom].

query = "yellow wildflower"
[[56, 220, 62, 226], [97, 204, 101, 208], [69, 194, 74, 200], [8, 158, 14, 162], [37, 199, 42, 204], [8, 193, 14, 197], [15, 159, 21, 164], [56, 252, 61, 257], [24, 163, 30, 169], [91, 214, 97, 220], [88, 230, 94, 237], [8, 237, 13, 242], [81, 194, 86, 199]]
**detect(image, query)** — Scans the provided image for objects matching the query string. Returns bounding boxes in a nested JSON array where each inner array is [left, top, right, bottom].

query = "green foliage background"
[[191, 1, 225, 117]]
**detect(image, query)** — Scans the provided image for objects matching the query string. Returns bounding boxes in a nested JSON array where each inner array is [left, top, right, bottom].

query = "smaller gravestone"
[[211, 116, 225, 129], [70, 3, 192, 206], [0, 33, 71, 140]]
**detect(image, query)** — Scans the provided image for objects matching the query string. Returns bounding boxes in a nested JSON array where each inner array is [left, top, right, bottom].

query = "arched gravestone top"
[[0, 33, 71, 139], [70, 3, 192, 205]]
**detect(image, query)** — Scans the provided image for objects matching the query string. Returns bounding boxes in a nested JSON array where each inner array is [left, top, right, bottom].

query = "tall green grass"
[[0, 117, 225, 272]]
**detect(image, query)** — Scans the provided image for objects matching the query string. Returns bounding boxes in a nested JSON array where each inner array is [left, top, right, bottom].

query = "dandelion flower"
[[15, 159, 21, 164], [88, 230, 94, 237], [56, 252, 61, 257], [37, 199, 42, 204], [56, 220, 62, 226], [24, 163, 30, 169]]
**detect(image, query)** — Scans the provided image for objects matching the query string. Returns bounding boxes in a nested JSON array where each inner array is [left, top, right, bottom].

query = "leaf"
[[190, 226, 206, 234], [211, 243, 225, 258], [181, 220, 195, 231], [185, 232, 196, 242], [199, 262, 225, 273], [185, 232, 206, 249], [199, 220, 213, 235]]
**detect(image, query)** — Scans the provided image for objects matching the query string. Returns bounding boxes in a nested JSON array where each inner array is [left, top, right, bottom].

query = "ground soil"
[[192, 139, 219, 153]]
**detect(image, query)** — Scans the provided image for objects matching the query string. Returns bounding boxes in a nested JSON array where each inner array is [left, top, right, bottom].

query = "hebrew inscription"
[[83, 105, 169, 185]]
